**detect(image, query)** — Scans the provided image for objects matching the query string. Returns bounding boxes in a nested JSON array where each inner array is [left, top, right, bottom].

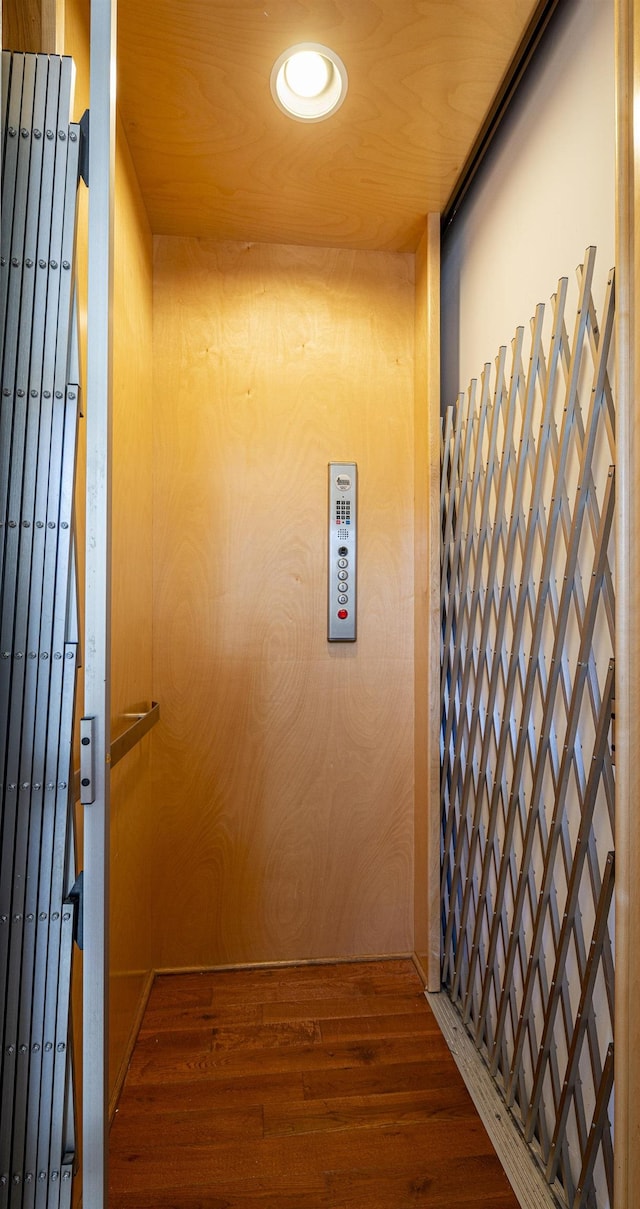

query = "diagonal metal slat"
[[440, 248, 615, 1209]]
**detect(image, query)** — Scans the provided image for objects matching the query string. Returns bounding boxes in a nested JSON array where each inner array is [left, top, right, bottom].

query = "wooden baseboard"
[[153, 952, 415, 977], [411, 950, 430, 987], [108, 969, 155, 1122]]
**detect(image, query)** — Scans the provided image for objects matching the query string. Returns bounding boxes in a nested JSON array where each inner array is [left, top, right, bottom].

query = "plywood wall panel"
[[152, 237, 415, 968], [108, 118, 155, 1089], [413, 217, 441, 990]]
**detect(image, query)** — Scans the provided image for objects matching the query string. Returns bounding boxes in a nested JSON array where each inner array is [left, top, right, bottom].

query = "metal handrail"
[[73, 701, 160, 801]]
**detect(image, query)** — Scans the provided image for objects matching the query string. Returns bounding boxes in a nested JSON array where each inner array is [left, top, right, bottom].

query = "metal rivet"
[[58, 129, 67, 141], [69, 131, 77, 143], [39, 259, 47, 268], [43, 390, 51, 398], [62, 260, 70, 270], [45, 1042, 53, 1052], [26, 258, 34, 268], [54, 652, 62, 660], [34, 129, 42, 139], [52, 911, 60, 920], [36, 521, 44, 528], [8, 126, 17, 136], [50, 260, 58, 270], [61, 521, 68, 529], [21, 128, 29, 139], [57, 1043, 65, 1053]]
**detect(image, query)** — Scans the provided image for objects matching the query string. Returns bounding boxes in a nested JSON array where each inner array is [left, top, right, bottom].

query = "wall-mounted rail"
[[72, 703, 159, 802]]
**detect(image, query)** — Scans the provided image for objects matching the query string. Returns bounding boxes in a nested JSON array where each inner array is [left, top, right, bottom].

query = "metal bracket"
[[67, 872, 84, 950], [80, 716, 96, 804], [79, 109, 90, 185]]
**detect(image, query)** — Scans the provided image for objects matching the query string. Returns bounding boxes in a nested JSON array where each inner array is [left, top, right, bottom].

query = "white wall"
[[441, 0, 615, 408], [439, 4, 616, 1205]]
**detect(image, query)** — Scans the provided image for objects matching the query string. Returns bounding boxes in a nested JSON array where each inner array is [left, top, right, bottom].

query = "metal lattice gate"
[[0, 52, 83, 1205], [440, 247, 615, 1208]]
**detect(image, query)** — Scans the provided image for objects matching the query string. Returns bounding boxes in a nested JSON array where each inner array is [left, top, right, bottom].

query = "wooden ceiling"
[[115, 0, 543, 252]]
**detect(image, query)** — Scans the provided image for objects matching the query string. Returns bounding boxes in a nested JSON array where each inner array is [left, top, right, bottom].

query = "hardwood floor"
[[108, 959, 520, 1208]]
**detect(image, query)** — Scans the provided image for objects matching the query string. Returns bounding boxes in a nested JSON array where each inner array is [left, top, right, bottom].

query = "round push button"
[[337, 609, 348, 620]]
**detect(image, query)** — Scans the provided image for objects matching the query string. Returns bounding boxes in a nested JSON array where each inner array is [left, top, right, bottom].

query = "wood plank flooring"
[[109, 959, 520, 1208]]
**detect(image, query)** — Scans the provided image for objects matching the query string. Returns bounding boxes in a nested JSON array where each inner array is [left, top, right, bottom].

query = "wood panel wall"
[[151, 236, 415, 969], [107, 120, 154, 1096], [413, 217, 441, 990]]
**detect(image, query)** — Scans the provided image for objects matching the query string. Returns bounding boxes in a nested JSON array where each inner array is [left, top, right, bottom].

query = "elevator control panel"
[[328, 462, 357, 642]]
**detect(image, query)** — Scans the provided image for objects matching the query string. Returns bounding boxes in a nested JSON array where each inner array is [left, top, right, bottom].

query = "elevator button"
[[337, 609, 348, 619], [338, 595, 348, 604], [338, 570, 348, 580], [338, 558, 348, 568]]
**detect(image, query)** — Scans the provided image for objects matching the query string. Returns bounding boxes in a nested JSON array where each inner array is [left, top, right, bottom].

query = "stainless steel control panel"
[[328, 462, 357, 642]]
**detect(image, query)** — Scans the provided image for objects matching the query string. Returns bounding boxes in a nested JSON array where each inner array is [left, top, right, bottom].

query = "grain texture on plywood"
[[152, 237, 415, 967]]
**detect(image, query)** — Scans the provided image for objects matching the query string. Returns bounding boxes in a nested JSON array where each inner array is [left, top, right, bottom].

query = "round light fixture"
[[270, 42, 348, 122]]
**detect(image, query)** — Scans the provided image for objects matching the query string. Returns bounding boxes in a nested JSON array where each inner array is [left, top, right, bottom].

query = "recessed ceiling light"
[[270, 43, 348, 123]]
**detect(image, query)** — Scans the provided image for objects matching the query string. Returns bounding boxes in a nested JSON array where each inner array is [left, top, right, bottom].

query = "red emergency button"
[[337, 609, 348, 619]]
